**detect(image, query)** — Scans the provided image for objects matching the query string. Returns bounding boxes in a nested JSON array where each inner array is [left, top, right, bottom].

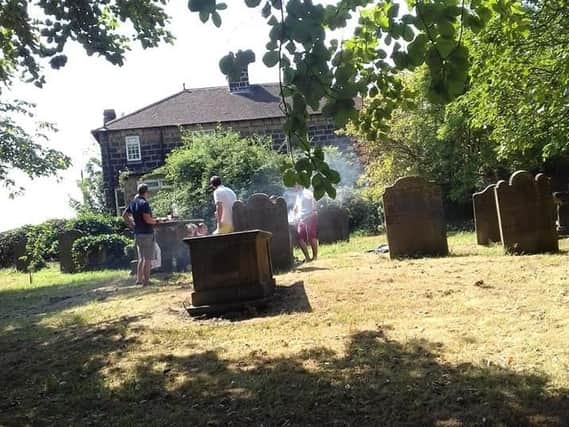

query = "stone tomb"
[[495, 171, 558, 254], [183, 230, 275, 316], [317, 205, 350, 244], [383, 176, 448, 258], [472, 184, 501, 245], [59, 229, 84, 273], [233, 194, 293, 272], [153, 220, 193, 272]]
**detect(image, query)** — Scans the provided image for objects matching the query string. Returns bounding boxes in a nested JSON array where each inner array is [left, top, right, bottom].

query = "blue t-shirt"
[[126, 196, 154, 235]]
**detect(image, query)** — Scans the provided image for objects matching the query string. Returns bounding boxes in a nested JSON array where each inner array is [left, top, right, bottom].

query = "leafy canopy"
[[0, 0, 174, 192], [187, 0, 529, 198]]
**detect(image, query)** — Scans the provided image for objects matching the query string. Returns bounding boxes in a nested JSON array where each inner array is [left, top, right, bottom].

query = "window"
[[125, 135, 141, 162], [188, 128, 215, 136], [114, 188, 126, 215]]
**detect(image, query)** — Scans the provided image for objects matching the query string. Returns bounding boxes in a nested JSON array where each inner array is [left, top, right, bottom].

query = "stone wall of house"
[[99, 114, 351, 212]]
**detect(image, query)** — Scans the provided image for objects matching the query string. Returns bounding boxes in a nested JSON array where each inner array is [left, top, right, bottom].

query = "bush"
[[72, 234, 132, 272], [152, 129, 286, 229], [0, 226, 30, 269], [318, 189, 383, 235], [24, 219, 67, 271], [66, 213, 128, 235]]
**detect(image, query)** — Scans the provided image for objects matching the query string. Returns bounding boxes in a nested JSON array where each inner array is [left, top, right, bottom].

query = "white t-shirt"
[[294, 188, 317, 221], [213, 185, 237, 225]]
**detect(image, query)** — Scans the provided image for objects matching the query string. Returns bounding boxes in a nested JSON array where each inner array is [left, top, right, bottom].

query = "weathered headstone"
[[553, 191, 569, 236], [383, 176, 448, 259], [317, 205, 350, 244], [14, 235, 28, 272], [59, 230, 84, 273], [183, 230, 275, 316], [473, 184, 501, 245], [495, 171, 558, 254], [154, 220, 193, 272], [233, 194, 293, 272]]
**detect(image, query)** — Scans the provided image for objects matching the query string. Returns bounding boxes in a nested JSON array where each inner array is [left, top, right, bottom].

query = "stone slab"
[[317, 205, 350, 244], [233, 194, 293, 272], [383, 176, 448, 259], [473, 184, 501, 245], [495, 171, 558, 254], [59, 230, 84, 273]]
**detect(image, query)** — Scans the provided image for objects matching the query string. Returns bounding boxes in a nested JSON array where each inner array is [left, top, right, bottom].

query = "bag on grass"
[[151, 242, 161, 270]]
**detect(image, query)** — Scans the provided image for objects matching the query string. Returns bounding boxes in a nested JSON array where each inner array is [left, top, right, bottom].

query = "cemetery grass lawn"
[[2, 233, 569, 425]]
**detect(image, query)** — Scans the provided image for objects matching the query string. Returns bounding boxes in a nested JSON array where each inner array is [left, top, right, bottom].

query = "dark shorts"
[[135, 233, 154, 261], [297, 215, 318, 243]]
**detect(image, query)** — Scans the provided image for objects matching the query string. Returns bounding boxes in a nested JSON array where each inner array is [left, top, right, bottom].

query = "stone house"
[[91, 67, 352, 214]]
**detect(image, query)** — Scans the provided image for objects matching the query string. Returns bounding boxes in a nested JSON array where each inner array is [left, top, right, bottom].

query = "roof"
[[96, 83, 324, 132]]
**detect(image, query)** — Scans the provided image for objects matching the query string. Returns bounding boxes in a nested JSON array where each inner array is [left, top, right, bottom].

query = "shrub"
[[66, 213, 128, 235], [152, 129, 286, 229], [24, 219, 67, 271], [72, 234, 132, 272], [0, 226, 30, 269]]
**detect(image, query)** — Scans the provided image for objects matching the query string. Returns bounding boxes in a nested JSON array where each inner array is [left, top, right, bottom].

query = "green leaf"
[[263, 51, 279, 67], [216, 3, 227, 10], [261, 1, 272, 18], [199, 10, 209, 23], [211, 11, 222, 27], [245, 0, 262, 6], [283, 168, 298, 187], [435, 37, 456, 58]]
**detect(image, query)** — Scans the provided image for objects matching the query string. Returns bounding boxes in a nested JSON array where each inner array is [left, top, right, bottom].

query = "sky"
[[1, 1, 357, 232]]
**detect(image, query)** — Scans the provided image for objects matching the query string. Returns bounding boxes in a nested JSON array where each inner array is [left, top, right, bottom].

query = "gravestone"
[[233, 194, 293, 272], [495, 171, 558, 254], [183, 230, 275, 316], [154, 220, 193, 272], [14, 236, 28, 272], [317, 205, 350, 244], [59, 230, 84, 273], [553, 191, 569, 236], [472, 184, 501, 245], [383, 176, 448, 259]]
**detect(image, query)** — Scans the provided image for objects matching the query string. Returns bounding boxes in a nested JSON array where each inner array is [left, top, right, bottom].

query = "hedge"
[[71, 234, 132, 272]]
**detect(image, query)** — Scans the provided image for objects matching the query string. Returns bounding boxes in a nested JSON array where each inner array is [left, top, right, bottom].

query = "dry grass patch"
[[1, 233, 569, 425]]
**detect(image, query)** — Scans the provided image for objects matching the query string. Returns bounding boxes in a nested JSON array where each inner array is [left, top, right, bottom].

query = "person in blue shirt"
[[122, 183, 161, 286]]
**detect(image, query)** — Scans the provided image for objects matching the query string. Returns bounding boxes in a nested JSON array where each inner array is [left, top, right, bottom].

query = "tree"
[[351, 68, 505, 209], [187, 0, 529, 198], [1, 0, 174, 191], [69, 157, 106, 215], [0, 99, 70, 196], [151, 130, 286, 229]]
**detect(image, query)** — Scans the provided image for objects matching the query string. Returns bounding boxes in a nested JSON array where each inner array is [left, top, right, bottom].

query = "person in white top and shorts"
[[210, 175, 237, 234], [293, 185, 319, 262]]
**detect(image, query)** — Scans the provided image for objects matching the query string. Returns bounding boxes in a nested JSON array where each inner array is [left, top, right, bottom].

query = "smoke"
[[283, 145, 365, 224]]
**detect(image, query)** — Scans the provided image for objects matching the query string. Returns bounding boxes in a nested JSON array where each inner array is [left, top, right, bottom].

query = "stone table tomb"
[[183, 230, 275, 316]]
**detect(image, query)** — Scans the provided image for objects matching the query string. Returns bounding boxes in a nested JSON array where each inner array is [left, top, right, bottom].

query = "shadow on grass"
[[190, 281, 313, 321], [0, 272, 150, 321], [2, 316, 568, 426]]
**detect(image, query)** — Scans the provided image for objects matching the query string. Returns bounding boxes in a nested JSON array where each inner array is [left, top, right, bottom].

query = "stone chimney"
[[229, 66, 250, 93], [103, 109, 117, 125]]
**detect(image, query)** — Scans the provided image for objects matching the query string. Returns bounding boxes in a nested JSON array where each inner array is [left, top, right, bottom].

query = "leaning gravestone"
[[473, 184, 501, 245], [317, 205, 350, 244], [495, 171, 558, 254], [59, 230, 84, 273], [383, 176, 448, 259], [233, 193, 293, 272]]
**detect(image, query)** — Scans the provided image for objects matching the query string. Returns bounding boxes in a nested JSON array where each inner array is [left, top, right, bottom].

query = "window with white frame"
[[188, 128, 215, 136], [125, 135, 141, 162]]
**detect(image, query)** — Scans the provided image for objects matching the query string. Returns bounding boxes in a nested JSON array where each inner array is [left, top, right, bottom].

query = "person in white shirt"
[[210, 175, 237, 234], [293, 185, 319, 262]]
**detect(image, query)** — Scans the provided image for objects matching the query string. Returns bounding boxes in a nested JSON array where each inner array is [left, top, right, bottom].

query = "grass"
[[1, 233, 569, 426]]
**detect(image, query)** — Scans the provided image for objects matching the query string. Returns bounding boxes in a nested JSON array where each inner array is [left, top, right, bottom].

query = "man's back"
[[214, 185, 237, 225], [127, 196, 154, 234]]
